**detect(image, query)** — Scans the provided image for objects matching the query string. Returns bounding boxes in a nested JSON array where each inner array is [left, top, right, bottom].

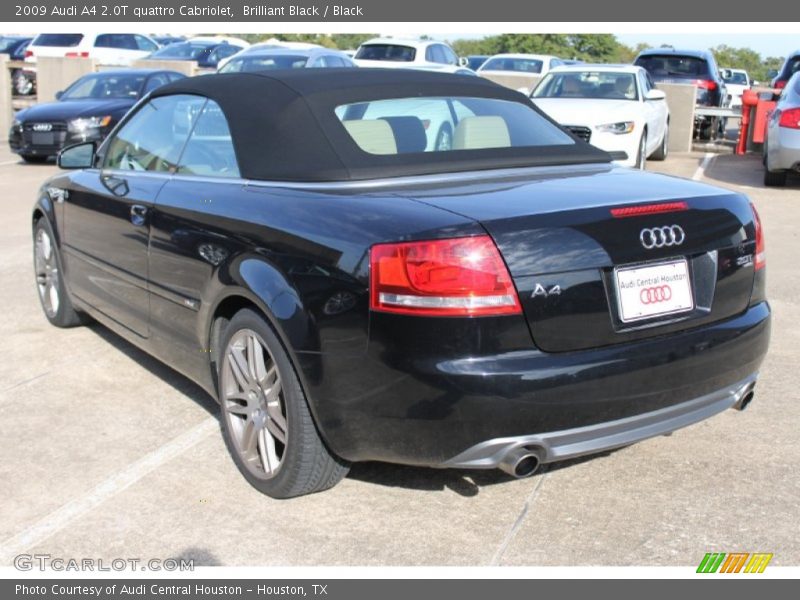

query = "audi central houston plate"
[[614, 258, 694, 323]]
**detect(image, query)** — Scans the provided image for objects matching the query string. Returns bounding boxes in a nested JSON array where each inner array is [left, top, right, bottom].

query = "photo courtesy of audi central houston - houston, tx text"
[[0, 1, 798, 588]]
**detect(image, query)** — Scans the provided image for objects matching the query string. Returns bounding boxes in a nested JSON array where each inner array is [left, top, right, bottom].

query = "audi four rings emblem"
[[640, 225, 685, 249], [640, 285, 673, 304]]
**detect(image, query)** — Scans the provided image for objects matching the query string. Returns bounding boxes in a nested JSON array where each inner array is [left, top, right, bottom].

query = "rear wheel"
[[764, 168, 787, 187], [218, 309, 349, 498], [22, 155, 48, 164], [650, 124, 669, 161], [33, 219, 87, 328]]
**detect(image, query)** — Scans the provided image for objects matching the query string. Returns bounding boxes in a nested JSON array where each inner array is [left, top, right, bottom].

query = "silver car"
[[764, 71, 800, 186]]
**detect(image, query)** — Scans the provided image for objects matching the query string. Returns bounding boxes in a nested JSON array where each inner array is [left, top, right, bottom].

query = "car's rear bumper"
[[443, 373, 757, 469], [312, 302, 770, 467]]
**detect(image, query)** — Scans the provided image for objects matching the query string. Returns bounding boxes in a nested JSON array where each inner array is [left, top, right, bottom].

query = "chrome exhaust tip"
[[498, 447, 541, 478], [733, 383, 756, 411]]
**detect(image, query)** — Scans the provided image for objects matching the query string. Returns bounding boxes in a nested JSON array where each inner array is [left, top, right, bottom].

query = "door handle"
[[130, 204, 148, 227]]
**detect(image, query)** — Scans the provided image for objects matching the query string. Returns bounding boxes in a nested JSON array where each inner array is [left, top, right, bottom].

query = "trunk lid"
[[404, 165, 758, 352]]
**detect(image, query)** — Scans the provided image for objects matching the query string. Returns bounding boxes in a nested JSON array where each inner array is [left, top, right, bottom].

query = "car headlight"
[[596, 121, 635, 135], [67, 116, 112, 134]]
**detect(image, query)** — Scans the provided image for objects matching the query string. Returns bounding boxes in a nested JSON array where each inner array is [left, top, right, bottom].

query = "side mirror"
[[57, 141, 96, 169], [55, 90, 64, 100], [645, 89, 666, 101]]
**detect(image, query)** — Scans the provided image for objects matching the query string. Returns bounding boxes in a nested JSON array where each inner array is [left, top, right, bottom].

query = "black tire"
[[217, 308, 349, 499], [635, 131, 647, 170], [22, 155, 49, 164], [33, 219, 87, 328], [434, 123, 453, 151], [650, 124, 669, 161], [764, 168, 787, 187]]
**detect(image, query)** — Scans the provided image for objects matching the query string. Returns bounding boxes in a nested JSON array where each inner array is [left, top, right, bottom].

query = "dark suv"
[[771, 50, 800, 91], [635, 48, 727, 140]]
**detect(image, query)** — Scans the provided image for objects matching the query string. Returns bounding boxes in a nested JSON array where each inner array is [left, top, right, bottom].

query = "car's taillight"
[[65, 51, 90, 58], [695, 79, 717, 90], [369, 235, 521, 317], [775, 80, 787, 90], [778, 107, 800, 129], [751, 202, 765, 271], [24, 50, 33, 58]]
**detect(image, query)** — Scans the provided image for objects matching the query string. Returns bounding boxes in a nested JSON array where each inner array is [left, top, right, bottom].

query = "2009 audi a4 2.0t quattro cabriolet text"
[[33, 70, 770, 498]]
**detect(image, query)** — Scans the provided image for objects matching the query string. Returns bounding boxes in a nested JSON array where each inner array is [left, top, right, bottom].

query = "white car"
[[354, 38, 459, 69], [721, 68, 751, 108], [24, 33, 159, 66], [531, 65, 670, 168], [477, 53, 564, 78], [763, 71, 800, 186]]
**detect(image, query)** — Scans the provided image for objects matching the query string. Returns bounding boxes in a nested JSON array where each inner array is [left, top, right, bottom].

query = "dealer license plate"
[[31, 132, 54, 145], [614, 259, 694, 323]]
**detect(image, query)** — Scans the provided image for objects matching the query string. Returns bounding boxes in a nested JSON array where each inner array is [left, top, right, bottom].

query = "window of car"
[[32, 33, 83, 47], [426, 45, 448, 64], [532, 72, 639, 101], [176, 100, 240, 178], [783, 56, 800, 78], [103, 95, 205, 173], [481, 57, 544, 74], [549, 58, 563, 69], [151, 42, 212, 60], [319, 55, 348, 68], [442, 46, 458, 66], [220, 54, 309, 72], [61, 73, 146, 100], [207, 45, 241, 65], [143, 73, 172, 94], [95, 34, 138, 50], [335, 96, 574, 155], [355, 44, 416, 62], [134, 35, 158, 52], [635, 54, 712, 79]]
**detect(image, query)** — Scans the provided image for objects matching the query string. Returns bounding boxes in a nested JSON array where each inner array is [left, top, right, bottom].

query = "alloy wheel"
[[34, 228, 59, 318], [220, 329, 288, 480]]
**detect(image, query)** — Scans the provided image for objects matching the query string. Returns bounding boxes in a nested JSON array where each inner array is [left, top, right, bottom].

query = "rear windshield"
[[635, 54, 711, 78], [722, 71, 748, 85], [33, 33, 83, 47], [533, 71, 638, 100], [61, 73, 145, 100], [335, 96, 574, 155], [782, 56, 800, 78], [355, 44, 416, 62], [219, 55, 309, 72], [151, 43, 211, 60], [481, 57, 544, 73]]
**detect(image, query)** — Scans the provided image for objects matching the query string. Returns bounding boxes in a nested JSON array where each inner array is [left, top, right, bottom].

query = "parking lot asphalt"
[[0, 147, 798, 567]]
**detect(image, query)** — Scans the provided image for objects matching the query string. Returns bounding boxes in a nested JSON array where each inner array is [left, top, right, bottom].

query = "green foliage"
[[711, 44, 782, 82]]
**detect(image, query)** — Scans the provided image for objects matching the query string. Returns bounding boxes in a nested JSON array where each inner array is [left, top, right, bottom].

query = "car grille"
[[566, 125, 591, 143], [21, 121, 68, 150]]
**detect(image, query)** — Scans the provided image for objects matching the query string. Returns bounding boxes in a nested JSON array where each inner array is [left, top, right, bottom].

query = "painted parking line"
[[0, 417, 218, 565], [692, 153, 716, 181]]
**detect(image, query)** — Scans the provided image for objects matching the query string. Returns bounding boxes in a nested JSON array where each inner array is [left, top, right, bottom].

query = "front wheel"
[[635, 131, 647, 169], [218, 309, 350, 498], [33, 219, 87, 328], [650, 124, 669, 161]]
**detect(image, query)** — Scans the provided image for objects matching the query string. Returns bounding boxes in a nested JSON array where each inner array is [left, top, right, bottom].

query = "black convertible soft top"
[[150, 68, 610, 182]]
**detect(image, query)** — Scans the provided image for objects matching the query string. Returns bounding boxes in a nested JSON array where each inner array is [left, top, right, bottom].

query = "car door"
[[62, 94, 204, 337], [639, 70, 666, 153], [146, 98, 243, 380]]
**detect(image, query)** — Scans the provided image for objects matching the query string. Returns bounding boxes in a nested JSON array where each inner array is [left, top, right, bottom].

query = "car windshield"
[[355, 44, 416, 62], [151, 42, 212, 59], [33, 33, 83, 47], [722, 71, 748, 85], [533, 72, 639, 101], [335, 96, 574, 155], [61, 73, 146, 100], [635, 54, 711, 78], [481, 57, 544, 73], [219, 55, 309, 72]]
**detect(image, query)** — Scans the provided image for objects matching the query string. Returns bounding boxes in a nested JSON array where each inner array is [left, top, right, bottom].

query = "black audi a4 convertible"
[[33, 70, 770, 498]]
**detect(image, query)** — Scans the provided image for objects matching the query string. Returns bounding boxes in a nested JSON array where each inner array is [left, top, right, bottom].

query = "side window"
[[176, 100, 240, 178], [134, 35, 158, 52], [432, 45, 448, 64], [143, 73, 170, 94], [104, 94, 205, 172], [94, 34, 112, 48], [425, 46, 435, 62], [443, 46, 458, 66]]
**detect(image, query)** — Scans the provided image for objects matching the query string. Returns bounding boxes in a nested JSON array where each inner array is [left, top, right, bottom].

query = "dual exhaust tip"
[[733, 382, 756, 411], [498, 446, 543, 479]]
